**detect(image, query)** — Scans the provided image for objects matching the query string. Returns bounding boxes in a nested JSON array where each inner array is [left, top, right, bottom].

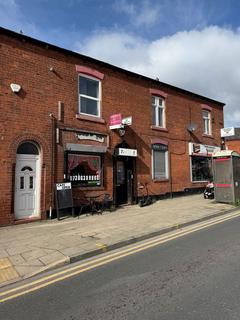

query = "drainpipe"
[[169, 151, 173, 199], [49, 113, 56, 218]]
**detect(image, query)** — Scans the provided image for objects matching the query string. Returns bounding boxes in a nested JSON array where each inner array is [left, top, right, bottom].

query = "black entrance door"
[[115, 158, 134, 205]]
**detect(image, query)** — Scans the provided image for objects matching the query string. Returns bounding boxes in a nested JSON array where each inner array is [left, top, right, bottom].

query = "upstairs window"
[[152, 96, 165, 128], [79, 74, 100, 117], [202, 109, 211, 135]]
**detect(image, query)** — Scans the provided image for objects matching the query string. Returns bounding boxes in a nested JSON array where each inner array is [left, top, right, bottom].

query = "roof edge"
[[0, 27, 225, 107]]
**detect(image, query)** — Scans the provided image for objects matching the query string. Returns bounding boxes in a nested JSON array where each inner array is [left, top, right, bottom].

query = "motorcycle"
[[203, 181, 214, 199]]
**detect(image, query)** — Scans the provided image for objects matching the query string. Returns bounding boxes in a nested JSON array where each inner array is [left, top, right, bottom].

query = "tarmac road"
[[1, 214, 240, 320]]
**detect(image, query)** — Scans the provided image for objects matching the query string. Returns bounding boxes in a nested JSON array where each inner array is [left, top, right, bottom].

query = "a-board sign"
[[55, 182, 73, 220]]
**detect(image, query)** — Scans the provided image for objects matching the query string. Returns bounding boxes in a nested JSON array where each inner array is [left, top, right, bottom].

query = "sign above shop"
[[116, 148, 137, 157], [109, 113, 123, 130], [76, 132, 104, 143], [221, 127, 235, 138], [189, 143, 220, 156], [122, 116, 132, 126]]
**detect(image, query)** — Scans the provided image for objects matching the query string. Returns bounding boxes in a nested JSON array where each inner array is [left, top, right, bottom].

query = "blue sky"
[[1, 0, 240, 127]]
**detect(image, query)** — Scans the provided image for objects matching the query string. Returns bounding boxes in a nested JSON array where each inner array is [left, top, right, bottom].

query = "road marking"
[[1, 210, 240, 303]]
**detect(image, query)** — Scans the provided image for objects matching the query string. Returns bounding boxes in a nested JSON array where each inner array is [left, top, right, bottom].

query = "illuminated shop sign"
[[221, 127, 235, 138], [189, 143, 220, 156], [109, 114, 123, 129], [116, 148, 137, 157]]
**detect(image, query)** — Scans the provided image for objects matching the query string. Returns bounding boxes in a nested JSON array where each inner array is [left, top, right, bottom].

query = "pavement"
[[0, 194, 238, 288]]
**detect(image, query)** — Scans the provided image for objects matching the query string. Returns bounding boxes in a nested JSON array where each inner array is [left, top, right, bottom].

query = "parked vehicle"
[[203, 181, 214, 199], [138, 183, 153, 207]]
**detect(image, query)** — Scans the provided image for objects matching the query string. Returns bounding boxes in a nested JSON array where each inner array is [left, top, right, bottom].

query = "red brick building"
[[0, 27, 224, 226], [224, 128, 240, 153]]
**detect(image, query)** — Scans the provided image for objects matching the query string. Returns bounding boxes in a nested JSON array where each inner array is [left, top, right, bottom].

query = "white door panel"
[[14, 154, 40, 219]]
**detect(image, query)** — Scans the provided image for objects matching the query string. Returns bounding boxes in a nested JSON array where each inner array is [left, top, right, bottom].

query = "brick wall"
[[0, 29, 224, 225], [226, 141, 240, 153]]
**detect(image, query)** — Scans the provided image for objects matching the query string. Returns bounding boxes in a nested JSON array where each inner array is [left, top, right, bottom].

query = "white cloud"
[[75, 26, 240, 127], [114, 0, 161, 28], [0, 0, 38, 36]]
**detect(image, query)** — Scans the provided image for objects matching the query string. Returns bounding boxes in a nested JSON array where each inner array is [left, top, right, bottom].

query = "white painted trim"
[[152, 95, 166, 128], [152, 149, 169, 180], [14, 154, 41, 219], [78, 73, 101, 118]]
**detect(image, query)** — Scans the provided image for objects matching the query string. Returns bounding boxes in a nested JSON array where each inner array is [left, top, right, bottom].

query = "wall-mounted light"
[[10, 83, 21, 93], [49, 66, 54, 72], [118, 129, 125, 137]]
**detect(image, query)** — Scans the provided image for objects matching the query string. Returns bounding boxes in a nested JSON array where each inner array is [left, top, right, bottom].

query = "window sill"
[[76, 114, 105, 124], [151, 126, 168, 132], [202, 133, 213, 138], [72, 186, 105, 191], [191, 181, 208, 184], [153, 179, 169, 183]]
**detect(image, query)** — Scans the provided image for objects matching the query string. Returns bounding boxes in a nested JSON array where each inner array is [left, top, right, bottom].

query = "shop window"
[[65, 152, 102, 187], [202, 110, 211, 135], [191, 156, 212, 182], [152, 144, 168, 180], [152, 96, 165, 128], [79, 74, 100, 117]]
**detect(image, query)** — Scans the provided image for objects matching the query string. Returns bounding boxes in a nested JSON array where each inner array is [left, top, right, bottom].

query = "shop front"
[[113, 142, 137, 206], [189, 143, 220, 183], [63, 130, 109, 190]]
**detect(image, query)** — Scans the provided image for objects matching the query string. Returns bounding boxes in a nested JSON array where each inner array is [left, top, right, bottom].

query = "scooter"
[[138, 183, 153, 207], [203, 181, 214, 199]]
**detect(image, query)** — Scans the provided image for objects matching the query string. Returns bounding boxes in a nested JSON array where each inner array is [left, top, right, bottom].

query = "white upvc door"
[[14, 154, 40, 219]]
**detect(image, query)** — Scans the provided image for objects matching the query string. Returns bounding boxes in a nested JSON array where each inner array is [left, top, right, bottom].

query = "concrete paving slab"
[[14, 265, 46, 278], [38, 251, 67, 266], [21, 249, 50, 261], [6, 246, 34, 256]]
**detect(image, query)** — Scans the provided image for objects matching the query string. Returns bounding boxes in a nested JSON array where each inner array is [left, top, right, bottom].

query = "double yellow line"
[[1, 210, 240, 303]]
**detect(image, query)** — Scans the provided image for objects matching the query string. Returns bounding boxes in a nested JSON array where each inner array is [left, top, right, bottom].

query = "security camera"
[[10, 83, 21, 93]]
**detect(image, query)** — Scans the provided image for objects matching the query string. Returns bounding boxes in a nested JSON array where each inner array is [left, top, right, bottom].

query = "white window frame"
[[202, 110, 211, 135], [152, 95, 166, 128], [78, 74, 101, 117], [152, 149, 169, 180]]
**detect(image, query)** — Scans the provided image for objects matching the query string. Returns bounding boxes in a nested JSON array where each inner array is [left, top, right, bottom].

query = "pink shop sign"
[[109, 113, 123, 129]]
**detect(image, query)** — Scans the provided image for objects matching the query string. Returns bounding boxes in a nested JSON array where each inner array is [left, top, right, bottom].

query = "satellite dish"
[[187, 123, 198, 132]]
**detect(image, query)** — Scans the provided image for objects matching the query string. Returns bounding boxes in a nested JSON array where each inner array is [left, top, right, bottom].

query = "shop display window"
[[65, 152, 102, 187], [191, 156, 212, 182]]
